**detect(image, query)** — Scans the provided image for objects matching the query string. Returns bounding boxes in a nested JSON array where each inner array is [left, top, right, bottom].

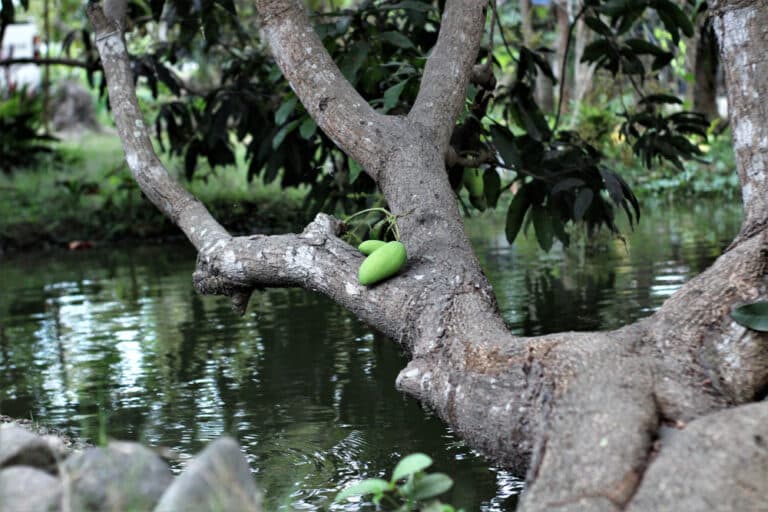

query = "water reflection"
[[0, 199, 741, 510]]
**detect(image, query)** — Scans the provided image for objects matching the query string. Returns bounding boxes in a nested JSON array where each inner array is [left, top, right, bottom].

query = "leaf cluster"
[[335, 453, 461, 512], [0, 91, 57, 173]]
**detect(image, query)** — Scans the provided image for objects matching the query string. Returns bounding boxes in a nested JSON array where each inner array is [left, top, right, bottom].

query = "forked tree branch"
[[408, 0, 488, 152], [256, 0, 398, 177]]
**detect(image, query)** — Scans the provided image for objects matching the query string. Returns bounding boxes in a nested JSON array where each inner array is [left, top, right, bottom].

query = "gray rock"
[[51, 79, 100, 135], [0, 466, 62, 511], [154, 437, 263, 512], [61, 441, 173, 511], [0, 424, 59, 473]]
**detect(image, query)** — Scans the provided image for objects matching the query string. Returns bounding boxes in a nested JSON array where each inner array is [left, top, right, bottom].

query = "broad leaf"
[[506, 189, 530, 244], [383, 79, 409, 113], [410, 473, 454, 501], [574, 188, 594, 221], [335, 478, 392, 502], [490, 125, 522, 169], [299, 117, 317, 139], [379, 31, 416, 49], [275, 97, 297, 125], [392, 453, 433, 482], [532, 203, 554, 252], [484, 169, 501, 208], [272, 119, 301, 150], [731, 302, 768, 332]]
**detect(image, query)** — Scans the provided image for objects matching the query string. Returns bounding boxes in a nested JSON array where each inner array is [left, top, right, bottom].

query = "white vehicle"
[[0, 21, 42, 92]]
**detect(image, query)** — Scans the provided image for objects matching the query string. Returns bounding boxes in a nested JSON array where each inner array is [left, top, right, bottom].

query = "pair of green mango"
[[357, 240, 407, 286]]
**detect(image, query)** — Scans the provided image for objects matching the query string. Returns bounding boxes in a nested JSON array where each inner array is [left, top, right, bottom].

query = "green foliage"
[[0, 91, 57, 173], [335, 453, 462, 511], [57, 0, 721, 251]]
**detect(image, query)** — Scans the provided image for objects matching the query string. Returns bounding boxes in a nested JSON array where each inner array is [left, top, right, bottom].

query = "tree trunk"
[[88, 0, 768, 509], [553, 0, 570, 114], [520, 0, 555, 112], [572, 13, 595, 114], [688, 16, 720, 120]]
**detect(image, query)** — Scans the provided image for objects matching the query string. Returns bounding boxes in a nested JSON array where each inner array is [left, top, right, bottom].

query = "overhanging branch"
[[87, 4, 229, 251]]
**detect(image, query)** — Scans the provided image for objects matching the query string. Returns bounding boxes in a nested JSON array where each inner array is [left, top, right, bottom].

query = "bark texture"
[[89, 0, 768, 509]]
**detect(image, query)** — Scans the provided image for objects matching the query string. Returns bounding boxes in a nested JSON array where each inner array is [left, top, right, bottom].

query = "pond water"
[[0, 198, 741, 510]]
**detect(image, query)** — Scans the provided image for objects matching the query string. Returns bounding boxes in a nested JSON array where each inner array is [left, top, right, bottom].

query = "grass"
[[0, 132, 309, 251]]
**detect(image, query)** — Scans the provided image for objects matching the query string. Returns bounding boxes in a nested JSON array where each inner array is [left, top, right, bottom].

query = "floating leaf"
[[731, 302, 768, 332], [392, 453, 432, 482]]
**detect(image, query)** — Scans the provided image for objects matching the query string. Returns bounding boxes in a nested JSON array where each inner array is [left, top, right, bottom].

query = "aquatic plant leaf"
[[392, 453, 432, 482], [335, 478, 391, 502], [410, 473, 454, 500]]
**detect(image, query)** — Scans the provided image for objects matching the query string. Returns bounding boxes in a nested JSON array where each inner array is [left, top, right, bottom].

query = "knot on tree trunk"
[[300, 213, 344, 243], [193, 254, 254, 316]]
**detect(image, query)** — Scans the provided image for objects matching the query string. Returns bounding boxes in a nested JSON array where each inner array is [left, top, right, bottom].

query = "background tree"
[[87, 0, 768, 510]]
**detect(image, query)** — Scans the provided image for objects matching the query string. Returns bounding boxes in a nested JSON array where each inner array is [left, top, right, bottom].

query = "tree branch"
[[256, 0, 397, 176], [408, 0, 488, 152], [0, 57, 95, 69], [87, 4, 229, 251]]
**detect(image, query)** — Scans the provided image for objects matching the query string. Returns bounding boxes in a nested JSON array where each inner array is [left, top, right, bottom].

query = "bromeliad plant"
[[335, 453, 461, 511]]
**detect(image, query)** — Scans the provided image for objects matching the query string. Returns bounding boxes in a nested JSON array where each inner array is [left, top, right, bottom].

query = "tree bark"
[[88, 0, 768, 509]]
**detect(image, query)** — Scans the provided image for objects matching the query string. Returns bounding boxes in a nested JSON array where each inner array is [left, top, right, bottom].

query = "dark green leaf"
[[382, 79, 409, 113], [581, 39, 616, 65], [505, 189, 530, 244], [299, 117, 317, 139], [585, 15, 613, 37], [731, 302, 768, 332], [551, 178, 585, 195], [532, 203, 554, 252], [275, 97, 297, 125], [340, 42, 370, 83], [379, 31, 415, 49], [574, 188, 593, 220], [624, 39, 667, 56], [490, 125, 522, 169], [484, 168, 501, 208], [272, 119, 301, 149], [640, 94, 683, 105]]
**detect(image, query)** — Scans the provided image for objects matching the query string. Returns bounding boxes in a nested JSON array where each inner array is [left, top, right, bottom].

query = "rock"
[[0, 424, 59, 473], [0, 415, 92, 452], [0, 466, 62, 511], [154, 437, 263, 512], [51, 79, 100, 136], [61, 441, 173, 511]]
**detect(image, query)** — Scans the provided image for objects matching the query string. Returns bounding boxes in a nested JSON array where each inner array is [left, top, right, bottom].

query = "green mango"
[[358, 241, 407, 286], [358, 239, 387, 255], [462, 168, 484, 198]]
